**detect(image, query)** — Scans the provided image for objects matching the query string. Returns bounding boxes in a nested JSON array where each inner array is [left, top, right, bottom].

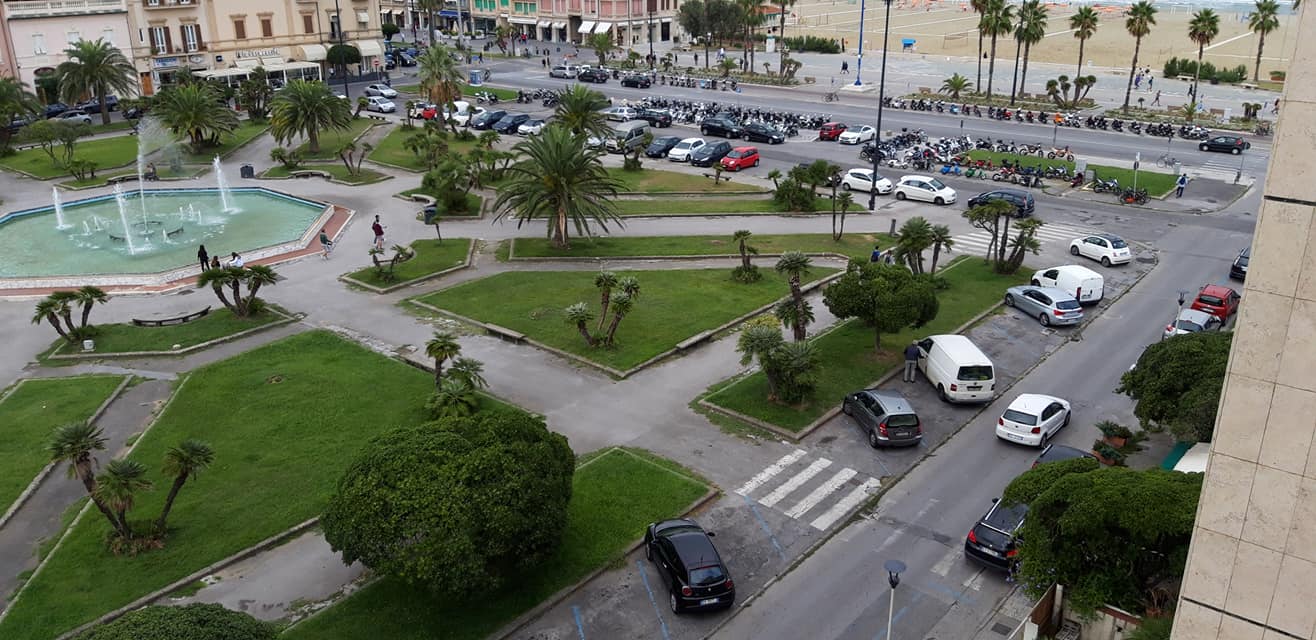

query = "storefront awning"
[[577, 20, 595, 33], [537, 20, 551, 27], [594, 22, 613, 34], [298, 44, 328, 61], [196, 67, 252, 80], [235, 58, 261, 69], [509, 16, 537, 25], [439, 9, 460, 17], [552, 21, 566, 29], [393, 9, 405, 16], [260, 56, 283, 67], [352, 39, 384, 58]]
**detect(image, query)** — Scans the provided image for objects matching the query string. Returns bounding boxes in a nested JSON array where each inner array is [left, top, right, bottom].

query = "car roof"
[[861, 389, 914, 413], [1095, 233, 1123, 241], [899, 175, 934, 182], [732, 146, 757, 152], [1008, 393, 1064, 413], [678, 137, 703, 144], [982, 500, 1029, 531], [922, 334, 992, 365], [1178, 308, 1215, 323], [1239, 246, 1251, 257], [1011, 285, 1077, 302], [654, 135, 681, 142], [849, 167, 874, 174], [1039, 264, 1102, 279], [1199, 284, 1236, 297], [1037, 444, 1095, 464]]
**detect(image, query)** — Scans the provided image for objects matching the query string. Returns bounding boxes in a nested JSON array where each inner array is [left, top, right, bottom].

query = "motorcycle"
[[1069, 173, 1086, 188]]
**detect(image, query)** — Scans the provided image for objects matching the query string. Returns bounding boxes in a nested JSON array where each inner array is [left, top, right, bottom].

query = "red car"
[[818, 122, 848, 141], [1190, 284, 1241, 321], [720, 146, 760, 171]]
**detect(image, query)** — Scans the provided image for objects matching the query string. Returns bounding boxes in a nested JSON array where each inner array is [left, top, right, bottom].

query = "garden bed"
[[58, 165, 207, 189], [43, 307, 291, 357], [1086, 165, 1178, 198], [261, 163, 391, 185], [343, 239, 474, 290], [295, 119, 378, 161], [610, 168, 768, 194], [510, 233, 890, 261], [367, 125, 480, 172], [398, 189, 483, 217]]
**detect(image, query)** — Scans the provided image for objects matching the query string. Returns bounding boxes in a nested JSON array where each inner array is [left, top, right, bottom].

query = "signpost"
[[1133, 151, 1140, 193]]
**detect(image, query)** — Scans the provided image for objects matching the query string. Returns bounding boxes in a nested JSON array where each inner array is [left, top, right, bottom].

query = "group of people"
[[196, 245, 245, 271]]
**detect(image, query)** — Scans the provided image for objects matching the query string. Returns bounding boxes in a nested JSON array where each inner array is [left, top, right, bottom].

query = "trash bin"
[[240, 164, 254, 179]]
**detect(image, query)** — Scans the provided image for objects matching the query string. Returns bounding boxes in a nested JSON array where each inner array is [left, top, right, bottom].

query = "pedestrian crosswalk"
[[736, 449, 881, 531], [948, 222, 1095, 259]]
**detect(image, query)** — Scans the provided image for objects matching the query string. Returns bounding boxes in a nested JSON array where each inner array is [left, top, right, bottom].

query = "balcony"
[[4, 0, 126, 18], [143, 0, 200, 9]]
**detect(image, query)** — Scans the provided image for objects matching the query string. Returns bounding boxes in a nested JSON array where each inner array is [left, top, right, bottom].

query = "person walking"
[[371, 215, 386, 250], [1274, 97, 1281, 114], [1147, 75, 1153, 90], [1175, 173, 1188, 198], [197, 244, 209, 270], [1151, 90, 1161, 106], [319, 228, 335, 258], [841, 60, 849, 75], [903, 341, 921, 382], [870, 244, 883, 263]]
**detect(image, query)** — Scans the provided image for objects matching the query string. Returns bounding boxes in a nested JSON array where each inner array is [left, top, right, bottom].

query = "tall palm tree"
[[56, 39, 137, 126], [1247, 0, 1280, 82], [153, 84, 240, 152], [94, 459, 153, 538], [980, 0, 1016, 98], [1188, 9, 1222, 100], [270, 79, 352, 154], [492, 125, 623, 249], [587, 33, 617, 68], [733, 229, 758, 270], [448, 357, 488, 390], [425, 331, 462, 386], [552, 84, 611, 139], [776, 0, 797, 76], [0, 76, 40, 151], [972, 0, 989, 91], [48, 290, 78, 335], [417, 44, 464, 132], [32, 297, 71, 342], [594, 271, 619, 332], [73, 285, 108, 329], [929, 224, 955, 275], [894, 216, 935, 274], [1070, 6, 1100, 80], [565, 302, 597, 347], [196, 267, 239, 315], [1012, 0, 1049, 105], [1122, 1, 1158, 113], [242, 265, 278, 311], [774, 251, 813, 341], [48, 422, 124, 536], [155, 439, 214, 532]]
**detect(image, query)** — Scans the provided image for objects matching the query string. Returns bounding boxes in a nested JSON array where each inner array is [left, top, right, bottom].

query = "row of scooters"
[[880, 97, 1214, 140]]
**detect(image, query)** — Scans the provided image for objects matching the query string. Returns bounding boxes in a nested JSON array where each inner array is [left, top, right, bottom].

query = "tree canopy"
[[79, 603, 276, 640], [822, 260, 939, 350], [1117, 330, 1231, 442], [321, 411, 574, 598]]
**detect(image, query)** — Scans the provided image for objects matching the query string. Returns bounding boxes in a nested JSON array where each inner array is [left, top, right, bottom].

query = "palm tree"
[[73, 285, 108, 329], [833, 192, 856, 240], [776, 0, 797, 75], [1188, 9, 1221, 99], [603, 292, 634, 346], [775, 251, 813, 341], [564, 302, 597, 347], [417, 44, 464, 132], [270, 79, 352, 154], [1248, 1, 1281, 82], [430, 378, 480, 419], [32, 297, 72, 342], [492, 125, 623, 249], [56, 39, 137, 126], [733, 230, 758, 270], [619, 276, 640, 301], [94, 459, 153, 538], [894, 216, 935, 273], [448, 357, 488, 390], [425, 331, 462, 386], [1122, 2, 1158, 113], [48, 422, 124, 536], [738, 322, 785, 399], [766, 169, 782, 190], [940, 73, 973, 99], [153, 84, 240, 152], [0, 76, 40, 151], [980, 0, 1016, 99], [1011, 0, 1048, 105], [242, 265, 277, 311], [48, 290, 78, 334], [196, 267, 239, 315], [404, 126, 451, 171], [587, 33, 616, 67], [594, 271, 619, 332], [552, 84, 611, 139], [972, 0, 989, 91], [929, 224, 955, 275], [1070, 6, 1100, 81], [155, 439, 214, 532], [775, 298, 815, 342]]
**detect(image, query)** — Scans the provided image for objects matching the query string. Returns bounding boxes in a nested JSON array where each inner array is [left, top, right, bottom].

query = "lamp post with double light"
[[867, 0, 893, 211], [884, 559, 906, 640]]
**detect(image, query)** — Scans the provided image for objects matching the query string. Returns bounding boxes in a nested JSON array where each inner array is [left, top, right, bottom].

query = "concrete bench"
[[1177, 75, 1195, 82], [366, 114, 388, 121], [132, 306, 211, 327], [702, 173, 733, 183], [1240, 83, 1258, 90], [291, 170, 331, 179], [803, 76, 817, 84], [484, 323, 526, 343], [676, 330, 716, 352], [106, 174, 139, 185], [409, 193, 437, 204]]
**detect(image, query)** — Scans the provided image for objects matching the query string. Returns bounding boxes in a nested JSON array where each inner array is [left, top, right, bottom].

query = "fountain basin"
[[0, 187, 337, 292]]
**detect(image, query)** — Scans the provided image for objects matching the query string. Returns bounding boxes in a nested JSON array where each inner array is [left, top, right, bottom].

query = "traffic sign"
[[373, 59, 381, 68]]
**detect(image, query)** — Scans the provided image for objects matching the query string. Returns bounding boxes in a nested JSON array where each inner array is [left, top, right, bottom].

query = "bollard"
[[889, 218, 897, 234], [82, 339, 95, 352]]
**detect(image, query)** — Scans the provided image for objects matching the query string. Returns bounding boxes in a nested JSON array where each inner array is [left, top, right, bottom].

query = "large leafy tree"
[[822, 260, 939, 351], [1117, 330, 1231, 442], [269, 80, 351, 154], [417, 44, 464, 132], [153, 84, 240, 152], [57, 39, 137, 126], [1122, 2, 1157, 113], [0, 75, 40, 151], [322, 411, 574, 598], [552, 84, 611, 139], [1248, 1, 1280, 82], [980, 0, 1016, 98], [79, 603, 276, 640], [492, 125, 623, 249], [155, 439, 215, 533], [1010, 0, 1048, 105], [1069, 6, 1100, 81], [1187, 9, 1221, 99]]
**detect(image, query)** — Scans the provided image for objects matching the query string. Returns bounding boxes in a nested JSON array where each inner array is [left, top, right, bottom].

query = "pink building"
[[3, 0, 136, 99]]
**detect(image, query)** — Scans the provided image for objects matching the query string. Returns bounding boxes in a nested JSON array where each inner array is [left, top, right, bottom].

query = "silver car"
[[1004, 285, 1083, 327], [842, 389, 922, 448], [1163, 308, 1223, 339]]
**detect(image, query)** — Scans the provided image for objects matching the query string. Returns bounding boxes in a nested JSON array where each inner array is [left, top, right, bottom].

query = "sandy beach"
[[790, 0, 1299, 73]]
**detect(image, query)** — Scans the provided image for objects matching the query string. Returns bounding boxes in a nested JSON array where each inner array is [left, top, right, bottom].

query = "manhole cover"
[[992, 622, 1015, 635]]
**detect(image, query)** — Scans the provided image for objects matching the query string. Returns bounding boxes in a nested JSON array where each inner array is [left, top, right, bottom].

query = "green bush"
[[771, 179, 818, 212], [79, 604, 276, 640], [1162, 57, 1180, 79], [780, 36, 841, 54]]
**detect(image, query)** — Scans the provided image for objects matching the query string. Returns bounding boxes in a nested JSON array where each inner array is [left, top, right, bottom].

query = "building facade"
[[1171, 3, 1316, 639], [3, 0, 135, 96]]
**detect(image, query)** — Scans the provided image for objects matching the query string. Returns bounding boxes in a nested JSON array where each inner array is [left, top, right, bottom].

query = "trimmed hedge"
[[78, 604, 276, 640]]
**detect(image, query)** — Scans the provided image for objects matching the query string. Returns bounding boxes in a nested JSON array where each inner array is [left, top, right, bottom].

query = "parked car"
[[1030, 265, 1104, 305], [967, 189, 1034, 217], [995, 393, 1071, 447], [605, 120, 650, 153], [719, 146, 760, 171], [75, 95, 118, 112], [56, 110, 92, 125], [7, 117, 31, 132], [43, 102, 70, 119], [1164, 308, 1224, 339], [1229, 246, 1250, 280], [894, 175, 956, 205], [1004, 285, 1084, 327], [690, 140, 733, 167], [517, 119, 546, 135], [842, 389, 922, 447], [646, 135, 682, 158], [817, 121, 848, 141], [441, 101, 485, 127], [409, 101, 438, 120], [916, 334, 996, 403], [621, 73, 653, 88], [577, 68, 609, 83], [470, 109, 507, 130], [1069, 233, 1132, 267], [1199, 134, 1250, 155], [1189, 284, 1241, 321], [667, 137, 706, 163], [644, 519, 735, 613], [603, 106, 638, 122], [491, 113, 530, 134], [365, 96, 396, 113], [1031, 444, 1096, 469], [700, 115, 742, 139], [364, 83, 398, 98], [964, 499, 1028, 571], [636, 108, 672, 128], [741, 122, 785, 144], [396, 52, 417, 67], [840, 168, 892, 194], [838, 125, 877, 145], [549, 64, 579, 78]]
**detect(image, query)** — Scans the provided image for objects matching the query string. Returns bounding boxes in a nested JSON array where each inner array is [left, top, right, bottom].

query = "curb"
[[257, 167, 395, 186], [338, 239, 477, 294], [57, 172, 206, 192], [44, 309, 298, 360]]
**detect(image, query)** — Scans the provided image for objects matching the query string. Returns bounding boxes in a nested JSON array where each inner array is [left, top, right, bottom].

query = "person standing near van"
[[903, 341, 921, 382]]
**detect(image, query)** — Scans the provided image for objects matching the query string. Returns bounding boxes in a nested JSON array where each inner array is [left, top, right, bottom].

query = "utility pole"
[[332, 0, 350, 98], [867, 0, 893, 211]]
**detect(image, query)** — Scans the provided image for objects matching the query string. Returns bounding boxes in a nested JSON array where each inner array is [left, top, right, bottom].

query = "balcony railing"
[[4, 0, 126, 17], [143, 0, 199, 9]]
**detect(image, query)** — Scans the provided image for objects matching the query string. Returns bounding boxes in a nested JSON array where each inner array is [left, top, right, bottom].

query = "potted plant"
[[1092, 440, 1126, 466], [1270, 70, 1286, 83], [1096, 420, 1134, 448]]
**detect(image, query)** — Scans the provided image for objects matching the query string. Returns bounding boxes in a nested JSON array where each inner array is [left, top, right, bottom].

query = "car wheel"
[[701, 128, 709, 135], [868, 430, 881, 448], [938, 384, 949, 402], [842, 182, 852, 191], [895, 191, 907, 200], [842, 399, 852, 415], [934, 197, 945, 205], [1004, 294, 1015, 307], [1039, 313, 1051, 326], [1101, 256, 1111, 267], [1070, 245, 1080, 256], [1062, 410, 1071, 427], [670, 591, 682, 614], [753, 158, 760, 167], [1231, 147, 1241, 155]]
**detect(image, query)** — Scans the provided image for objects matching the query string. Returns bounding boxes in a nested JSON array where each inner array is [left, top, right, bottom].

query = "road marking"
[[572, 605, 586, 640], [924, 580, 978, 606], [810, 478, 881, 530], [759, 458, 833, 507], [930, 545, 961, 577], [735, 449, 807, 496], [783, 467, 857, 519], [743, 494, 788, 561], [635, 559, 672, 640], [963, 567, 989, 591]]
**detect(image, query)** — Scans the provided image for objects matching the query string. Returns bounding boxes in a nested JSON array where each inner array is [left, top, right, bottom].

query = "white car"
[[441, 101, 485, 126], [894, 175, 957, 205], [995, 393, 1071, 447], [1069, 233, 1132, 267], [364, 83, 398, 98], [603, 106, 638, 122], [57, 110, 92, 125], [840, 168, 893, 194], [517, 119, 546, 136], [667, 137, 706, 162], [1163, 308, 1223, 339], [838, 125, 877, 145], [366, 96, 396, 113]]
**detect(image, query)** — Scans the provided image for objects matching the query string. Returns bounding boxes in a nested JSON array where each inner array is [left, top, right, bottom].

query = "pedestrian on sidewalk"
[[229, 252, 245, 268], [1134, 73, 1142, 89], [903, 341, 921, 382], [197, 244, 209, 271], [1175, 173, 1188, 198], [319, 228, 335, 258], [870, 244, 883, 263], [1274, 98, 1281, 114], [1147, 75, 1153, 90], [371, 215, 386, 250], [841, 60, 849, 74], [1151, 90, 1161, 106]]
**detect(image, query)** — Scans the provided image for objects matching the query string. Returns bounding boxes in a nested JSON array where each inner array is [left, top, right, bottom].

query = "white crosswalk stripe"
[[810, 478, 882, 531], [783, 468, 857, 519], [759, 458, 832, 507], [735, 451, 879, 530], [735, 449, 806, 496], [948, 222, 1099, 257]]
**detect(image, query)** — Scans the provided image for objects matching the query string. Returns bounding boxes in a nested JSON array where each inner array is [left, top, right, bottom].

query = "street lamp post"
[[648, 5, 655, 69], [884, 560, 906, 640], [332, 0, 350, 99], [854, 0, 867, 86], [867, 0, 893, 211], [705, 32, 711, 70]]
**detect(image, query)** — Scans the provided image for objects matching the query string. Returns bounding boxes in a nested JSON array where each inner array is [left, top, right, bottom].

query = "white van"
[[1031, 265, 1104, 305], [916, 334, 996, 403]]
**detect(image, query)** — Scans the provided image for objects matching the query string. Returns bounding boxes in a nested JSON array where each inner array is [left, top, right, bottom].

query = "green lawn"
[[0, 331, 522, 640], [612, 168, 768, 193], [416, 268, 837, 371], [282, 447, 708, 640], [0, 376, 124, 517], [614, 196, 862, 216], [296, 119, 377, 160], [1088, 165, 1178, 198], [58, 165, 206, 189], [512, 233, 892, 261], [966, 149, 1076, 172], [262, 163, 389, 185], [0, 136, 140, 178], [705, 259, 1030, 431], [347, 239, 472, 288], [87, 121, 138, 135], [366, 125, 479, 171], [179, 121, 270, 164], [53, 309, 284, 355]]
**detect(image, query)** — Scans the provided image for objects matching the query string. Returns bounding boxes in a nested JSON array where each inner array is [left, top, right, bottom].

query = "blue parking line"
[[742, 494, 788, 561], [635, 559, 673, 640], [872, 453, 893, 476], [572, 605, 586, 640], [924, 581, 977, 606], [872, 591, 925, 640]]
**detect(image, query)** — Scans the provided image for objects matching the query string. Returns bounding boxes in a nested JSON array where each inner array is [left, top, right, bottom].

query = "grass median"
[[367, 125, 479, 172], [1087, 165, 1178, 198], [261, 163, 389, 185], [46, 308, 286, 356], [58, 165, 206, 189], [612, 168, 768, 193], [283, 447, 708, 640], [346, 239, 472, 288], [511, 233, 892, 261], [179, 121, 270, 163], [0, 136, 139, 178], [296, 119, 377, 161], [0, 376, 125, 518], [613, 196, 863, 216], [703, 259, 1030, 432], [966, 149, 1076, 172], [0, 331, 523, 640]]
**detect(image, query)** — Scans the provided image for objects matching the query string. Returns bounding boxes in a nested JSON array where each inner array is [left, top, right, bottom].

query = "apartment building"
[[2, 0, 136, 95], [468, 0, 677, 46]]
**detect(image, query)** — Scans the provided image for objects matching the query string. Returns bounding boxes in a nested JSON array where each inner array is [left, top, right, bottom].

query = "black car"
[[644, 519, 735, 613], [689, 140, 733, 167], [964, 499, 1027, 571], [470, 109, 507, 130], [397, 52, 417, 67], [1031, 443, 1096, 469], [637, 108, 672, 128], [43, 102, 70, 118], [842, 389, 922, 447], [1199, 135, 1250, 155], [75, 95, 119, 113], [491, 113, 530, 134], [1230, 246, 1250, 280], [700, 116, 742, 139], [621, 74, 653, 88], [577, 68, 609, 83], [967, 189, 1035, 217], [7, 116, 31, 132], [741, 123, 785, 144], [646, 135, 682, 158]]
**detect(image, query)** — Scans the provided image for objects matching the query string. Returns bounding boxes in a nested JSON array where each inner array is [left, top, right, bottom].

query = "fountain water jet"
[[112, 184, 138, 255], [52, 187, 71, 229], [213, 156, 235, 213]]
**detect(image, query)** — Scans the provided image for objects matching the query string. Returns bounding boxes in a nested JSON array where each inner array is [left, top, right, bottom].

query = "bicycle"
[[823, 91, 840, 103], [1156, 153, 1177, 168]]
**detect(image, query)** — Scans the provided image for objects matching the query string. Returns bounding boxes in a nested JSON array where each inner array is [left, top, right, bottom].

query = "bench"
[[291, 170, 331, 179], [131, 306, 211, 327], [366, 114, 388, 121], [483, 323, 526, 343], [106, 174, 139, 185], [409, 193, 437, 204], [803, 76, 817, 84], [1240, 82, 1258, 90], [676, 330, 716, 352], [1177, 75, 1195, 82], [702, 173, 733, 183]]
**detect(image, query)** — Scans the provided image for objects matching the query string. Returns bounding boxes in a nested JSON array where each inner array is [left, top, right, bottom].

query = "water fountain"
[[213, 156, 235, 213], [52, 187, 70, 230], [112, 184, 138, 255]]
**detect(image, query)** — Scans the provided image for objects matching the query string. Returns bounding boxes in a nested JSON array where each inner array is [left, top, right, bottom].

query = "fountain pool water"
[[52, 187, 70, 230], [0, 188, 327, 280]]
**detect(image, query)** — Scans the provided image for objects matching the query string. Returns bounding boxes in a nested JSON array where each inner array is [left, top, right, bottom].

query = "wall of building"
[[0, 3, 18, 81], [5, 1, 133, 92]]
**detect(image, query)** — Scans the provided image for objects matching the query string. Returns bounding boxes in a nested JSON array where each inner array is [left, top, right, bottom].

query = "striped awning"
[[594, 22, 613, 33], [577, 20, 595, 33]]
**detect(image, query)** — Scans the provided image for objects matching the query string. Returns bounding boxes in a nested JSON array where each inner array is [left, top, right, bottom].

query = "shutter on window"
[[194, 25, 204, 50], [148, 29, 158, 52], [163, 28, 173, 53], [178, 26, 186, 51]]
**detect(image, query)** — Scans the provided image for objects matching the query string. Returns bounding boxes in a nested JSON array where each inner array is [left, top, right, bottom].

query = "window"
[[233, 19, 246, 40], [32, 33, 47, 55], [150, 26, 168, 53], [261, 18, 273, 38], [67, 31, 81, 45], [147, 0, 160, 5], [101, 28, 115, 46], [182, 24, 199, 52], [303, 14, 314, 34], [329, 15, 340, 40]]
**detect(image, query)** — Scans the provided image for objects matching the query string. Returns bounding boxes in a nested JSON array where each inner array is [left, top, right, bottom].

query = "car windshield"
[[728, 150, 746, 158], [1175, 320, 1205, 332], [1003, 409, 1038, 426], [690, 565, 726, 586], [1237, 254, 1250, 266], [927, 178, 947, 190], [984, 502, 1028, 532], [957, 365, 993, 381], [1198, 295, 1225, 306], [1109, 238, 1128, 249], [886, 414, 919, 428], [676, 141, 694, 149], [1056, 299, 1081, 310]]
